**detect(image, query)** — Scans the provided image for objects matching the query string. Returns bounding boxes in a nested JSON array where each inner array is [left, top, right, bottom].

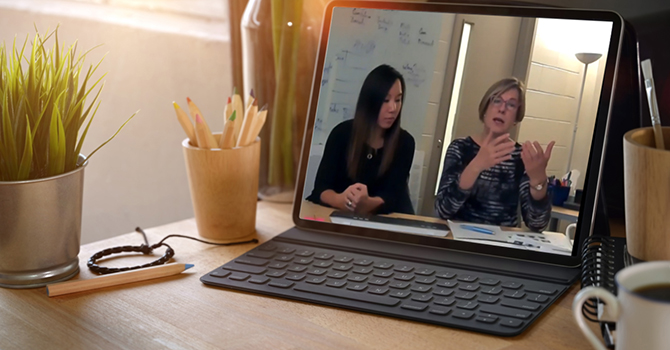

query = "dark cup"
[[550, 185, 570, 206]]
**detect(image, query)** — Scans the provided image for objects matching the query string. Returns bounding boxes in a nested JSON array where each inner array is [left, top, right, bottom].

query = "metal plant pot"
[[0, 157, 87, 288]]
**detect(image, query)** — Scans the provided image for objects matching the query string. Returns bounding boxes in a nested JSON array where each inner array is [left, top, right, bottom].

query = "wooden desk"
[[0, 201, 597, 350]]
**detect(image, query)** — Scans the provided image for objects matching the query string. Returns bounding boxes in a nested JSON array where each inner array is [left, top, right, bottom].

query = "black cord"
[[87, 227, 258, 274]]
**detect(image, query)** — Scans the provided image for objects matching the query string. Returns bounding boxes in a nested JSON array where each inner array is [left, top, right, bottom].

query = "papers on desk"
[[448, 221, 573, 256]]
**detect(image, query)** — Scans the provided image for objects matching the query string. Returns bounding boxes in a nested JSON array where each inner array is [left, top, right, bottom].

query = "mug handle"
[[572, 286, 620, 350], [565, 223, 577, 240]]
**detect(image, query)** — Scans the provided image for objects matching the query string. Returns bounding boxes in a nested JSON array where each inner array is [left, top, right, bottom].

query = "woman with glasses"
[[434, 77, 554, 231], [307, 64, 416, 215]]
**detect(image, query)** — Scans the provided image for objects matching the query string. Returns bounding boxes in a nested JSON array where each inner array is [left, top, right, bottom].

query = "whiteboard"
[[310, 7, 450, 148]]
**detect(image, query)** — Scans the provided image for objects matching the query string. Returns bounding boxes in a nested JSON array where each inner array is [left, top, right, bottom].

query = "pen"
[[641, 59, 665, 150], [460, 224, 495, 235], [46, 263, 194, 297]]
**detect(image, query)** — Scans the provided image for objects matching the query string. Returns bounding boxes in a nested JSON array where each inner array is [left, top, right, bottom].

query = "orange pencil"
[[194, 113, 218, 149], [186, 97, 204, 121], [237, 100, 258, 148], [172, 102, 197, 146], [220, 110, 237, 149]]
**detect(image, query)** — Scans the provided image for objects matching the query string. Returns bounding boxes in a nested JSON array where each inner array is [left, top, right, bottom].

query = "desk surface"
[[1, 201, 598, 350]]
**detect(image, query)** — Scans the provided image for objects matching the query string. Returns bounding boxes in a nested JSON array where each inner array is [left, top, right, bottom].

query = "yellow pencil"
[[173, 102, 197, 146], [245, 105, 267, 146], [220, 110, 237, 149], [46, 263, 194, 297], [194, 113, 218, 149], [237, 100, 258, 148]]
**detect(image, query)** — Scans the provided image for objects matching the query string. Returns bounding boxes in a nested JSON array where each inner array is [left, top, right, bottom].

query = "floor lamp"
[[566, 52, 602, 173]]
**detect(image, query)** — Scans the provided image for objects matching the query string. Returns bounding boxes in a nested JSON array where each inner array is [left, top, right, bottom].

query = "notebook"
[[201, 1, 624, 336]]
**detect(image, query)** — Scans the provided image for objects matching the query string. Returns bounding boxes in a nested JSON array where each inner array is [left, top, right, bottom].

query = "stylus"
[[460, 224, 495, 235], [641, 59, 665, 150]]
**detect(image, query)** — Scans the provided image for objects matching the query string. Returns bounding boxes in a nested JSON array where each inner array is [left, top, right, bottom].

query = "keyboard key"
[[307, 268, 328, 276], [527, 294, 550, 303], [269, 281, 294, 288], [415, 277, 436, 284], [394, 265, 414, 272], [501, 300, 540, 311], [333, 255, 354, 263], [373, 262, 394, 269], [436, 280, 458, 288], [504, 290, 526, 299], [501, 281, 523, 289], [347, 275, 367, 282], [368, 287, 389, 295], [457, 275, 478, 282], [394, 274, 414, 281], [476, 316, 498, 324], [481, 286, 503, 295], [368, 278, 388, 286], [275, 255, 293, 262], [294, 258, 314, 265], [454, 292, 477, 300], [479, 278, 500, 286], [327, 272, 348, 279], [235, 257, 269, 266], [229, 274, 250, 281], [500, 318, 524, 328], [353, 259, 374, 266], [333, 264, 352, 271], [266, 271, 286, 278], [429, 308, 450, 316], [314, 253, 334, 260], [415, 268, 435, 276], [287, 265, 308, 273], [210, 270, 231, 278], [277, 247, 295, 254], [223, 263, 267, 275], [295, 250, 314, 257], [480, 306, 532, 319], [452, 310, 474, 319], [258, 243, 277, 251], [434, 297, 456, 306], [389, 281, 410, 289], [458, 284, 480, 292], [285, 273, 305, 281], [389, 290, 411, 299], [411, 285, 432, 293], [294, 284, 400, 306], [433, 288, 454, 296], [305, 276, 326, 284], [401, 303, 428, 311], [248, 276, 270, 284], [247, 251, 275, 259], [525, 286, 557, 295], [436, 271, 456, 279], [313, 261, 333, 268], [411, 294, 433, 302], [456, 301, 479, 310], [353, 267, 373, 275], [268, 262, 289, 269], [477, 295, 500, 304], [373, 270, 394, 278], [326, 280, 347, 288], [346, 283, 367, 292]]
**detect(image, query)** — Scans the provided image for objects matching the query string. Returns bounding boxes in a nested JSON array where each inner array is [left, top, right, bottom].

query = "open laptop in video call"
[[202, 0, 623, 336]]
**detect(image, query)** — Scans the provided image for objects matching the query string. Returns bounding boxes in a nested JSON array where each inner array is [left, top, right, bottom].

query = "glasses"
[[491, 96, 519, 111]]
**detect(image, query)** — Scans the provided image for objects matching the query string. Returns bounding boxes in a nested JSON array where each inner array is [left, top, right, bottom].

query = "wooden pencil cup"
[[623, 127, 670, 262], [182, 135, 260, 241]]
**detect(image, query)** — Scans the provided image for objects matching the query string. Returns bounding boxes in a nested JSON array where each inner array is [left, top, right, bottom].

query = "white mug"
[[572, 261, 670, 350]]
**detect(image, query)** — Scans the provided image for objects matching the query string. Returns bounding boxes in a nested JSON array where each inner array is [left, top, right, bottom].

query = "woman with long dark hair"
[[307, 64, 416, 214]]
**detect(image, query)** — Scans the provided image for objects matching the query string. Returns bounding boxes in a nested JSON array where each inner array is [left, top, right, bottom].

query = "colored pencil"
[[237, 100, 258, 148], [220, 110, 237, 149], [173, 102, 197, 146], [245, 104, 267, 146], [194, 114, 218, 149]]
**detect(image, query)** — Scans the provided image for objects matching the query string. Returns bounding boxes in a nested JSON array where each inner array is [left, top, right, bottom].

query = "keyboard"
[[329, 211, 449, 237], [201, 240, 568, 336]]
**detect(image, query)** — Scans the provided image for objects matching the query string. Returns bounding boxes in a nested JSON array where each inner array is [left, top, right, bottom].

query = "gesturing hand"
[[521, 140, 555, 182], [342, 183, 369, 211], [472, 131, 516, 172]]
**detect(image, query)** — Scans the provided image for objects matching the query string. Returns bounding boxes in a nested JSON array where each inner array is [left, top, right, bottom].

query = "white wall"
[[0, 1, 232, 244]]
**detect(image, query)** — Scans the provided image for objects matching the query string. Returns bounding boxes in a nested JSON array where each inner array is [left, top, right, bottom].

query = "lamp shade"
[[575, 52, 602, 65]]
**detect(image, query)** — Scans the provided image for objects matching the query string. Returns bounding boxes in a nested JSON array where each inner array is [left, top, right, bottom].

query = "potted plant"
[[0, 28, 136, 288]]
